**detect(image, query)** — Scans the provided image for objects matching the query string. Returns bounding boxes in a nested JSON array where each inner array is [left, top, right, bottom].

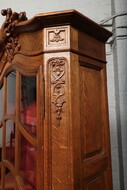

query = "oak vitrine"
[[0, 9, 112, 190]]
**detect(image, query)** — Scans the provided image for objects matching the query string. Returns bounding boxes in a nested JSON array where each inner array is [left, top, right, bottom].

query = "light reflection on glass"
[[7, 71, 16, 115], [20, 135, 36, 190], [21, 76, 36, 136], [5, 171, 15, 190], [0, 86, 3, 121], [0, 87, 3, 147], [6, 120, 15, 165]]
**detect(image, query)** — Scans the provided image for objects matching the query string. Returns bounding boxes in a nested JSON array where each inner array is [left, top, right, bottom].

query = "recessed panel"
[[44, 26, 70, 50], [84, 174, 105, 190], [80, 66, 103, 158]]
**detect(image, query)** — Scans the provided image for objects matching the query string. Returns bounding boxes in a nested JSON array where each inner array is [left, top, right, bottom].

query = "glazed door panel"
[[0, 69, 43, 190]]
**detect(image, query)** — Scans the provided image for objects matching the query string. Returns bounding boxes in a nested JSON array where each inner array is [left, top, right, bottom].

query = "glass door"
[[0, 70, 39, 190], [0, 71, 16, 190], [20, 75, 37, 190]]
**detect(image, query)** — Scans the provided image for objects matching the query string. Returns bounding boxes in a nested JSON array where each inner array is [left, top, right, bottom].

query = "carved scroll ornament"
[[0, 8, 27, 63], [50, 58, 67, 126]]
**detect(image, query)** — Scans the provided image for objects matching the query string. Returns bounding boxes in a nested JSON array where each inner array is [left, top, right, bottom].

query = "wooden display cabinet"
[[0, 9, 113, 190]]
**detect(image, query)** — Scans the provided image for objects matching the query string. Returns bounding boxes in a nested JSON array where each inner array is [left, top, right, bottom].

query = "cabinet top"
[[0, 9, 112, 44], [16, 9, 112, 42]]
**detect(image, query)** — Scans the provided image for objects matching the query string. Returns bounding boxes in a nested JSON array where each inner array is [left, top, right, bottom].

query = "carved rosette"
[[49, 57, 67, 126], [0, 8, 27, 63]]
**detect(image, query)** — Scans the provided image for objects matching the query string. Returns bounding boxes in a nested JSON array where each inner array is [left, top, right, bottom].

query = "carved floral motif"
[[3, 37, 21, 63], [0, 8, 27, 63], [50, 30, 64, 43], [50, 58, 66, 126]]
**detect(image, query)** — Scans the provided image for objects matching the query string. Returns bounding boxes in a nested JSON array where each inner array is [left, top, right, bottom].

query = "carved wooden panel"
[[44, 26, 70, 50], [44, 55, 72, 189], [49, 57, 66, 126], [80, 66, 103, 159], [84, 173, 105, 190]]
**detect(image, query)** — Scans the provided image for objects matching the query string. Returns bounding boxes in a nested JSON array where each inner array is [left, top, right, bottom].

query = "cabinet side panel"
[[79, 63, 112, 190], [80, 66, 103, 158], [78, 31, 105, 61]]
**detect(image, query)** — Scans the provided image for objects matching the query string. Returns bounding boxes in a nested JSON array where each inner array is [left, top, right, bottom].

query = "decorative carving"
[[0, 8, 27, 63], [50, 30, 64, 43], [50, 58, 66, 126], [44, 26, 69, 50], [3, 37, 21, 63]]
